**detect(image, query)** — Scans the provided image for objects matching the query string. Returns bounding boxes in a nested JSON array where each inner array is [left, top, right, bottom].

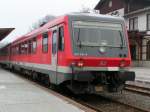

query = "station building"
[[95, 0, 150, 67], [0, 28, 14, 41]]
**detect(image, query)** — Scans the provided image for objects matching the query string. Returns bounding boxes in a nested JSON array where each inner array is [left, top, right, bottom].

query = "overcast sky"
[[0, 0, 99, 45]]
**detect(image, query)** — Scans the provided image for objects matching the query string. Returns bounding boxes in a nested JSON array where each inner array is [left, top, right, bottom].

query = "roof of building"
[[0, 28, 14, 41], [94, 0, 150, 10], [94, 0, 106, 10]]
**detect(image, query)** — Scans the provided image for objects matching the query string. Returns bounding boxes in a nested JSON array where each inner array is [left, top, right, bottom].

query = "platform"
[[130, 67, 150, 83], [0, 68, 93, 112]]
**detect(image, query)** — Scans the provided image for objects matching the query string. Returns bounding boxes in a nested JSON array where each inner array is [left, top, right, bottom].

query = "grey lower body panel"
[[9, 62, 69, 84], [8, 61, 135, 86]]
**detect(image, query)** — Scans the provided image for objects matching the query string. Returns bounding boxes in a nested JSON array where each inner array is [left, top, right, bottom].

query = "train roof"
[[12, 13, 125, 45], [12, 16, 66, 45], [66, 13, 124, 22], [67, 12, 123, 19]]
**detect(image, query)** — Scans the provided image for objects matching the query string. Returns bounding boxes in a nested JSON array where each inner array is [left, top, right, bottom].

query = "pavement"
[[0, 68, 88, 112]]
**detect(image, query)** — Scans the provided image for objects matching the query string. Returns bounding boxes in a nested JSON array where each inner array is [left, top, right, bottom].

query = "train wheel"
[[45, 74, 51, 87], [39, 74, 51, 87]]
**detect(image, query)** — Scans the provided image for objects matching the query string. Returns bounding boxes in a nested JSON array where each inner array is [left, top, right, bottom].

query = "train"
[[0, 13, 135, 94]]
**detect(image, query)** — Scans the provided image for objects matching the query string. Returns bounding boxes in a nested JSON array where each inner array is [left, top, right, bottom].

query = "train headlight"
[[77, 61, 84, 67]]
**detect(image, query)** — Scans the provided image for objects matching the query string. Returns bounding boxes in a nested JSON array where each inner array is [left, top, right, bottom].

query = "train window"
[[12, 47, 15, 55], [21, 43, 25, 54], [18, 44, 21, 54], [58, 26, 64, 51], [16, 46, 19, 54], [28, 40, 32, 54], [42, 32, 48, 53], [24, 42, 28, 54], [52, 30, 57, 54], [31, 38, 37, 53]]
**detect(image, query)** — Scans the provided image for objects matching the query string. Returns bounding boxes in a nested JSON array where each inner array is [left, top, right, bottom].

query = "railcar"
[[0, 13, 135, 94]]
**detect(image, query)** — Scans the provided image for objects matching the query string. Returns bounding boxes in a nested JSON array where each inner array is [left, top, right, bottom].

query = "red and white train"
[[0, 13, 135, 93]]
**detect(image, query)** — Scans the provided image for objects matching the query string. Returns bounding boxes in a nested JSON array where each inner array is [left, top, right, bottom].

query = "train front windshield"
[[72, 21, 126, 48]]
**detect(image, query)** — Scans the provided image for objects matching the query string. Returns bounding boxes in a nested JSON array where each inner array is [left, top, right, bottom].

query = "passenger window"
[[42, 32, 48, 53], [32, 38, 37, 53], [24, 42, 28, 54], [16, 46, 19, 54], [28, 40, 32, 54], [21, 43, 25, 54], [58, 26, 64, 51], [19, 44, 21, 54], [52, 30, 57, 54], [12, 47, 15, 55]]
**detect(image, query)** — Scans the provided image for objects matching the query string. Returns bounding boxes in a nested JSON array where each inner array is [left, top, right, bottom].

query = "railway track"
[[73, 94, 150, 112], [125, 83, 150, 96], [73, 98, 104, 112]]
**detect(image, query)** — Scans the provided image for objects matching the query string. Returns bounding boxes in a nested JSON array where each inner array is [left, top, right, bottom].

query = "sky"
[[0, 0, 99, 46]]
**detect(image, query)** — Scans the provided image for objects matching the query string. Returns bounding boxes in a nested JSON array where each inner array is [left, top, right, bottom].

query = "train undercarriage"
[[67, 71, 135, 94], [0, 63, 135, 94]]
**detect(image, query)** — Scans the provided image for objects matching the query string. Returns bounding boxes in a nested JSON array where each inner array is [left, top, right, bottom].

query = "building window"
[[108, 0, 112, 8], [147, 41, 150, 60], [147, 14, 150, 30], [42, 32, 48, 53], [129, 17, 138, 31], [58, 26, 64, 51]]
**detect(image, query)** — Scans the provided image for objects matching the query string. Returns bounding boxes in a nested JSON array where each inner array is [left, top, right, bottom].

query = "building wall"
[[126, 0, 150, 14], [125, 11, 150, 67], [107, 8, 125, 17], [125, 12, 147, 31], [132, 61, 150, 67]]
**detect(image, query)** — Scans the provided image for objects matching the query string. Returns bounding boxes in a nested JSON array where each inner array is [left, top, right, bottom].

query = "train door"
[[51, 27, 58, 84]]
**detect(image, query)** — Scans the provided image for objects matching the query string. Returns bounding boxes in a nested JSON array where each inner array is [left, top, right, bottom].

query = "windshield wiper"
[[119, 31, 124, 49], [77, 28, 82, 48]]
